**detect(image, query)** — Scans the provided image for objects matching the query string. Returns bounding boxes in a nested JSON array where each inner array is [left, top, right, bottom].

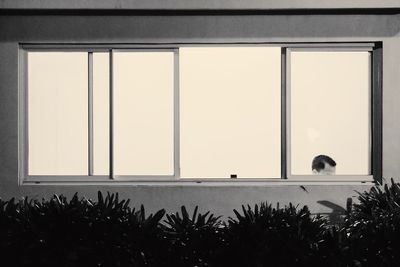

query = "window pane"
[[28, 52, 88, 175], [113, 52, 174, 176], [290, 51, 371, 175], [180, 47, 281, 178], [93, 53, 109, 175]]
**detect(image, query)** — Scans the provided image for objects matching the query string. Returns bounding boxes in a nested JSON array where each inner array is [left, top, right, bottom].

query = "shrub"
[[0, 192, 166, 267], [161, 206, 225, 267], [6, 183, 400, 267], [344, 179, 400, 266], [223, 203, 333, 267]]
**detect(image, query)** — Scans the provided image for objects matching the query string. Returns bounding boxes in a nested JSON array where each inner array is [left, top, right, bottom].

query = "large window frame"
[[285, 46, 379, 182], [18, 42, 382, 185]]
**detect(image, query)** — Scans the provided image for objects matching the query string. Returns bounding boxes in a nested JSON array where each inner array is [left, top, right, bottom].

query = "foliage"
[[0, 192, 166, 267], [224, 202, 333, 267], [3, 181, 400, 266], [162, 206, 225, 267], [343, 179, 400, 266]]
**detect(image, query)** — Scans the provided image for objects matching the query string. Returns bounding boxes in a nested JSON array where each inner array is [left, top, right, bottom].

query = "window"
[[19, 44, 382, 183], [27, 52, 88, 175], [113, 51, 174, 177], [288, 49, 373, 179], [180, 47, 281, 178], [92, 52, 109, 176]]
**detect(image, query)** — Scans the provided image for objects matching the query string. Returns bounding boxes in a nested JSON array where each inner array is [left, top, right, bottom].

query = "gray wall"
[[1, 0, 400, 10], [1, 13, 400, 217]]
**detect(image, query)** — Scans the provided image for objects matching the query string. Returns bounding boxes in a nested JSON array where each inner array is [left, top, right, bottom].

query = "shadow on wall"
[[317, 198, 352, 225]]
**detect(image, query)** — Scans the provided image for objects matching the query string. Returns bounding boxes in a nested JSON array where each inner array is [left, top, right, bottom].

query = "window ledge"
[[21, 176, 376, 186]]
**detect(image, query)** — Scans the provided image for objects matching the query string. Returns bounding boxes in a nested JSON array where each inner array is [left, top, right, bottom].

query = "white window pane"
[[93, 53, 109, 175], [290, 51, 371, 175], [28, 52, 88, 175], [180, 47, 281, 178], [113, 52, 174, 176]]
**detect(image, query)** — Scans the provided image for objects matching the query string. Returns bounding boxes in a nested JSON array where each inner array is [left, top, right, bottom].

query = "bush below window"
[[2, 181, 400, 267]]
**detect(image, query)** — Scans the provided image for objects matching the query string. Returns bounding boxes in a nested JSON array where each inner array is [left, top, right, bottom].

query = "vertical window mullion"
[[20, 49, 29, 184], [109, 49, 114, 179], [88, 52, 94, 176], [285, 49, 292, 178], [174, 49, 181, 179], [281, 47, 287, 179], [372, 45, 383, 184]]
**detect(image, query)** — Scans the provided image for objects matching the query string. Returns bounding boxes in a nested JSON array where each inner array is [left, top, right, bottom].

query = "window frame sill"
[[20, 175, 375, 186]]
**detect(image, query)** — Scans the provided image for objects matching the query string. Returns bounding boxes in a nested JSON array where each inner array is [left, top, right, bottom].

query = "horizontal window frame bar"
[[21, 42, 376, 50], [288, 47, 373, 52], [22, 180, 375, 187], [112, 175, 176, 180], [112, 48, 177, 53], [286, 175, 374, 181], [24, 175, 110, 182], [22, 175, 373, 183]]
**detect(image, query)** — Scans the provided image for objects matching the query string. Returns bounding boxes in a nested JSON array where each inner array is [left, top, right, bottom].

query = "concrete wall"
[[1, 12, 400, 217], [1, 0, 400, 10]]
